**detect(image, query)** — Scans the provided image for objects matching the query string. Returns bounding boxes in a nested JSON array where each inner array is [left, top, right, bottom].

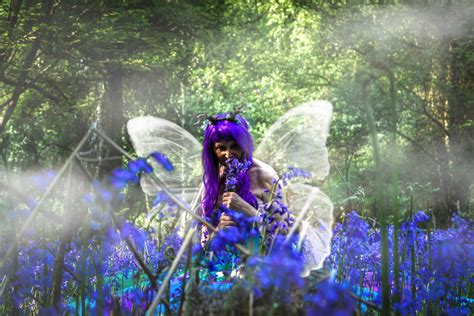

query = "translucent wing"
[[254, 101, 334, 274], [127, 117, 202, 205], [254, 100, 332, 183], [286, 184, 333, 275]]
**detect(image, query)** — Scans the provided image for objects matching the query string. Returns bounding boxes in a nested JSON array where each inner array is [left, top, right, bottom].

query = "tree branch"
[[0, 74, 60, 101], [396, 81, 450, 136], [380, 125, 437, 163], [0, 1, 59, 137]]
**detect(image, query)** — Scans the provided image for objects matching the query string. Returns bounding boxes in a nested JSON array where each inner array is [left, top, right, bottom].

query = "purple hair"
[[201, 114, 258, 220]]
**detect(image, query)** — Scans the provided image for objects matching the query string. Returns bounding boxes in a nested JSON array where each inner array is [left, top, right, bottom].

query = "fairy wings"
[[127, 100, 334, 275]]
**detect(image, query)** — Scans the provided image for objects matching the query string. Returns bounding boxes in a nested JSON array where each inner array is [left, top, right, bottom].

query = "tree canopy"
[[1, 0, 472, 223]]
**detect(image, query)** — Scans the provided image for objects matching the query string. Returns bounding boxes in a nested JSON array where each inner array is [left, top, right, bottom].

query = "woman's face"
[[213, 140, 244, 165]]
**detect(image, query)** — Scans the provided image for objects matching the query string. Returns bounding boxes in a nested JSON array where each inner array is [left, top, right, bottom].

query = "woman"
[[200, 112, 292, 247]]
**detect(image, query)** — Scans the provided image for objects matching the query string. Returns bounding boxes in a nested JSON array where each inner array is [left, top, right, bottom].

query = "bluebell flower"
[[90, 220, 101, 231], [39, 305, 66, 316], [29, 169, 56, 191], [149, 152, 174, 171], [152, 191, 174, 207], [25, 197, 36, 209], [211, 226, 245, 252], [304, 279, 356, 316], [110, 168, 139, 189], [223, 157, 252, 191], [82, 192, 95, 204], [413, 210, 430, 223], [119, 222, 147, 251], [109, 155, 169, 190], [248, 237, 304, 295], [223, 206, 257, 229], [99, 189, 113, 203], [192, 242, 203, 255], [160, 228, 184, 261], [90, 284, 113, 314], [444, 307, 471, 316], [127, 158, 153, 174], [121, 287, 147, 312], [208, 207, 258, 255], [281, 166, 311, 186]]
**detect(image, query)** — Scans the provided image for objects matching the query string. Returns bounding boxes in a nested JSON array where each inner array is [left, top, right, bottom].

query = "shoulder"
[[249, 158, 287, 204], [249, 158, 279, 187]]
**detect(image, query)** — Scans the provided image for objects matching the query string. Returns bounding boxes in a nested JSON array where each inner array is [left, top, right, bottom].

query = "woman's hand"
[[222, 192, 257, 217], [216, 213, 236, 232]]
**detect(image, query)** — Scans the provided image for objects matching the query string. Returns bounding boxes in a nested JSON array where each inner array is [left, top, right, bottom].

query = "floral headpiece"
[[195, 105, 245, 129]]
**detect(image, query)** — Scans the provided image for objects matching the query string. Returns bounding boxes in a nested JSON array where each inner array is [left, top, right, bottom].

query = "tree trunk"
[[98, 63, 125, 178], [446, 37, 474, 213], [432, 37, 456, 224]]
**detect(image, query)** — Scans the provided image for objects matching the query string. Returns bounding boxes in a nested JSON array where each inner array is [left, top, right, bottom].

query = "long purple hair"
[[201, 114, 258, 219]]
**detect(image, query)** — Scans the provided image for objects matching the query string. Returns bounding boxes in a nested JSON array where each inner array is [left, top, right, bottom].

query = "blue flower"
[[29, 169, 56, 192], [208, 207, 258, 253], [304, 279, 356, 316], [39, 306, 66, 316], [413, 210, 430, 223], [223, 157, 252, 191], [149, 152, 174, 171], [152, 191, 173, 207], [248, 237, 304, 295], [223, 206, 257, 230], [110, 168, 139, 189], [211, 226, 244, 252], [110, 157, 157, 190], [281, 166, 311, 186], [127, 158, 153, 174]]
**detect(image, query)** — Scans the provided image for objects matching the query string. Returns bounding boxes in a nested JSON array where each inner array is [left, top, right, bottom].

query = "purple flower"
[[149, 152, 174, 171], [152, 191, 174, 207], [109, 156, 157, 189], [121, 288, 147, 312], [257, 183, 295, 246], [224, 206, 257, 229], [281, 166, 311, 186], [224, 157, 252, 192], [413, 210, 430, 224], [110, 168, 139, 189], [211, 226, 245, 252], [39, 305, 66, 315], [305, 279, 356, 316], [119, 222, 147, 251], [91, 179, 115, 202], [29, 169, 56, 191], [248, 238, 304, 296], [209, 207, 258, 253], [127, 158, 153, 174]]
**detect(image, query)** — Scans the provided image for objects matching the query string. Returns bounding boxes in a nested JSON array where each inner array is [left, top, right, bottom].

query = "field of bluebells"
[[1, 153, 472, 315]]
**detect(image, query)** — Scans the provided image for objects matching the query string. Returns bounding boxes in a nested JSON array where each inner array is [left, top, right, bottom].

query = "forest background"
[[0, 0, 472, 226]]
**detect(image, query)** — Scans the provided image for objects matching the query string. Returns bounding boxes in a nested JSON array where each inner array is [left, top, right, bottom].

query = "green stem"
[[177, 244, 193, 315], [388, 72, 401, 308], [361, 74, 390, 315], [411, 233, 416, 306]]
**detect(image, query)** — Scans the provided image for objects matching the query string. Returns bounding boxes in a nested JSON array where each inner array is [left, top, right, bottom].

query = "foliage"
[[0, 0, 472, 218], [0, 2, 473, 314], [1, 155, 472, 314]]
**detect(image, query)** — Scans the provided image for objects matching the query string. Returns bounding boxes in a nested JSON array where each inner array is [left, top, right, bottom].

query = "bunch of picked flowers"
[[223, 157, 252, 192]]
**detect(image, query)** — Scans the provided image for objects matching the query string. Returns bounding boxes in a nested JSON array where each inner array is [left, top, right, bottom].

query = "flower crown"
[[195, 105, 245, 128]]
